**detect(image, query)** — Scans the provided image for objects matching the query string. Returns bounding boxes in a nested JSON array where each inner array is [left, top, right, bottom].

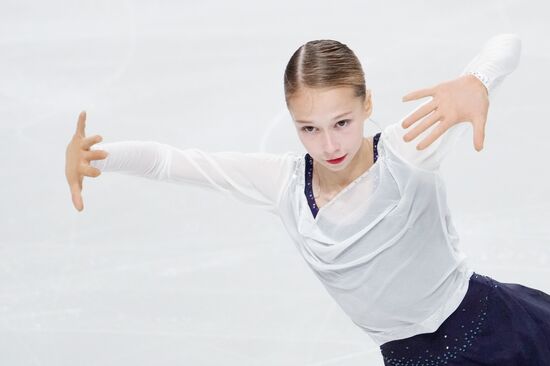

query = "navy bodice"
[[304, 132, 381, 218]]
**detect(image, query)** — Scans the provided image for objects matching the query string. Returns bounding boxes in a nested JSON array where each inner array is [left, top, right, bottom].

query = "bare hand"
[[401, 74, 490, 152], [65, 111, 109, 212]]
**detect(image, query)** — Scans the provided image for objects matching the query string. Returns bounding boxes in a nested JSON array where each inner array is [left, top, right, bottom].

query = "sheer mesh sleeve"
[[90, 140, 296, 214]]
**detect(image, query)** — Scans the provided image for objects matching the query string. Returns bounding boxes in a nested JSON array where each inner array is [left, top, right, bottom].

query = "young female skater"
[[65, 33, 550, 365]]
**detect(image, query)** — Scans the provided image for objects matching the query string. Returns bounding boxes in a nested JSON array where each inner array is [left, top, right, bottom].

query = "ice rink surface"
[[1, 0, 549, 365]]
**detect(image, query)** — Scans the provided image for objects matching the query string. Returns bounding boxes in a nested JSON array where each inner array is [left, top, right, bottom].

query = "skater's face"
[[288, 86, 372, 172]]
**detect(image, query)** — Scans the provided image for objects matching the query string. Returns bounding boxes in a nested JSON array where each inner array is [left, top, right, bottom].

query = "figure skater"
[[65, 33, 550, 365]]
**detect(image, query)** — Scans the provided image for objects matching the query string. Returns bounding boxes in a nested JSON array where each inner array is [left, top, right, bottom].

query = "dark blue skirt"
[[379, 272, 550, 365]]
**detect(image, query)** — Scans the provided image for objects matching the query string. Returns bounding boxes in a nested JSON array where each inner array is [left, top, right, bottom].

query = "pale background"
[[1, 0, 549, 365]]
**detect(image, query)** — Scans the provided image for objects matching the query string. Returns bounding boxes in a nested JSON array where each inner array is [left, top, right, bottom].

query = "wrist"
[[465, 72, 489, 97]]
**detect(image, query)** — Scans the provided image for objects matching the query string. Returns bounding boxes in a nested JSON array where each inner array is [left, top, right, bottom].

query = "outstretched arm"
[[90, 140, 296, 215], [382, 33, 522, 171]]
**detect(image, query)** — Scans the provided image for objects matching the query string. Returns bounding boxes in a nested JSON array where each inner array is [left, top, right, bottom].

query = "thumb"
[[76, 111, 86, 138], [402, 86, 435, 102], [472, 119, 486, 152], [70, 183, 84, 212]]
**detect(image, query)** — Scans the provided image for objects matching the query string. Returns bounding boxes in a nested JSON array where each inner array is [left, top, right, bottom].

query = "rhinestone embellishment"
[[380, 274, 491, 365], [468, 71, 490, 92]]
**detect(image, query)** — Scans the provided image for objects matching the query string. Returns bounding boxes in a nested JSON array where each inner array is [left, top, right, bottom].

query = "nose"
[[321, 131, 340, 157]]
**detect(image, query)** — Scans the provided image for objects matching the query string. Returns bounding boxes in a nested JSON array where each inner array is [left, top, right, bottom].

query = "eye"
[[300, 119, 351, 134], [337, 119, 351, 127]]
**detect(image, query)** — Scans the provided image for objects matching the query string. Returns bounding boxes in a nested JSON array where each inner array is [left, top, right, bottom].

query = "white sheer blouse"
[[91, 33, 522, 346]]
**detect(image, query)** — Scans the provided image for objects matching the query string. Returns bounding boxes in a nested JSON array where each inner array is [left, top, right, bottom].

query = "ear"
[[363, 89, 373, 117]]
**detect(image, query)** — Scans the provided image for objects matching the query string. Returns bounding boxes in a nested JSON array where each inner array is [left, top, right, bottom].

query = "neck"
[[313, 138, 372, 193]]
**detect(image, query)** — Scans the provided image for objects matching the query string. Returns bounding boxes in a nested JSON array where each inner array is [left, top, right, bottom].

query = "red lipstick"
[[326, 154, 347, 164]]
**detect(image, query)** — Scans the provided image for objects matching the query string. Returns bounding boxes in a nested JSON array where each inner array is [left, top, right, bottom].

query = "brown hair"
[[283, 39, 367, 108]]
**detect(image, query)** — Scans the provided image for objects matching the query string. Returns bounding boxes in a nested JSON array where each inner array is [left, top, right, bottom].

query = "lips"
[[326, 154, 347, 164]]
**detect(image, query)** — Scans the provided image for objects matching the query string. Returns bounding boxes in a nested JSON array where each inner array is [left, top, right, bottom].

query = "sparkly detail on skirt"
[[379, 272, 550, 365]]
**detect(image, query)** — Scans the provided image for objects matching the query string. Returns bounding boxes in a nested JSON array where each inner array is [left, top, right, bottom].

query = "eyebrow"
[[295, 111, 353, 124]]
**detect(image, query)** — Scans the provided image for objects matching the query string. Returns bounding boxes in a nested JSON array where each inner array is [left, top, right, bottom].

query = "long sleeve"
[[382, 33, 522, 171], [89, 140, 295, 215]]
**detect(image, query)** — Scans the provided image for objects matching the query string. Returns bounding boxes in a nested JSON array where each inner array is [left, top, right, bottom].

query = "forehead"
[[289, 86, 360, 122]]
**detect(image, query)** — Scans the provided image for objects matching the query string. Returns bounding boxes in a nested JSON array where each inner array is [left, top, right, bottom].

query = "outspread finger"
[[76, 111, 87, 137]]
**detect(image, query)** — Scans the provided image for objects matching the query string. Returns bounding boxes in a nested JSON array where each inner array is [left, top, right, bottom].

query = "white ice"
[[0, 0, 549, 365]]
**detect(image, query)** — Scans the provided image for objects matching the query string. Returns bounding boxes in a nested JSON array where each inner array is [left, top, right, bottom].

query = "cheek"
[[341, 129, 362, 146], [299, 138, 325, 160], [297, 134, 314, 151], [297, 133, 309, 147]]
